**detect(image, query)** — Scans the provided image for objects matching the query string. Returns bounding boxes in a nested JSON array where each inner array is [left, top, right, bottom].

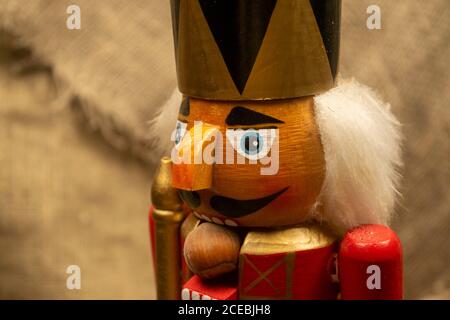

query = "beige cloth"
[[0, 0, 448, 299], [0, 0, 177, 164]]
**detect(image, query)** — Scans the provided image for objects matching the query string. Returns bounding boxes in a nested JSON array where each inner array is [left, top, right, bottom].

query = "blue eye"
[[175, 123, 183, 144], [227, 128, 277, 161], [240, 132, 264, 155], [174, 121, 187, 145]]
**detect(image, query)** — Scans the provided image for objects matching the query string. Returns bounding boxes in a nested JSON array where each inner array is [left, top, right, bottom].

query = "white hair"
[[148, 89, 182, 158], [313, 79, 402, 234]]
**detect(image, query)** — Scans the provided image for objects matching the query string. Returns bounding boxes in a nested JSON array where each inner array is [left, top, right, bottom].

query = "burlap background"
[[0, 0, 448, 299]]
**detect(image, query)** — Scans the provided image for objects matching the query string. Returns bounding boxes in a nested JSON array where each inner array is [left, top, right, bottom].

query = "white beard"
[[313, 79, 403, 235]]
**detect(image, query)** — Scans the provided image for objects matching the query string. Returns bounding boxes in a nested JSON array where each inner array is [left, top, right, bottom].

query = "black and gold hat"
[[170, 0, 341, 100]]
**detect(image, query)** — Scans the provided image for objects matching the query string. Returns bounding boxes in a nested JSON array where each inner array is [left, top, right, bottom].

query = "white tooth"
[[202, 295, 212, 300], [193, 212, 202, 219], [201, 215, 211, 222], [212, 217, 224, 225], [225, 219, 238, 227], [181, 288, 190, 300], [191, 291, 200, 300]]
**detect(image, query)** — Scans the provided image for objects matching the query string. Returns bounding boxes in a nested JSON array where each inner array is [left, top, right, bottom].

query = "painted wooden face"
[[172, 97, 325, 227]]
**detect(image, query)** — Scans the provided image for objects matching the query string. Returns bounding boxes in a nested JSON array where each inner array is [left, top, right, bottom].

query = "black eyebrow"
[[225, 106, 284, 126]]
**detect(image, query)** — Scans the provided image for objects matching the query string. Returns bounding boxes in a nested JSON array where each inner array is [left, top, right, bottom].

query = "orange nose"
[[171, 124, 218, 191]]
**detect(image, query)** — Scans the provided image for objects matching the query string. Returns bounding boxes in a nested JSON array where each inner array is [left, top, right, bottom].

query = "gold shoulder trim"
[[241, 222, 337, 255]]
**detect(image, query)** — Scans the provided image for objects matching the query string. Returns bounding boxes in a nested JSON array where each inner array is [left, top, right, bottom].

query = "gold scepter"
[[151, 157, 185, 299]]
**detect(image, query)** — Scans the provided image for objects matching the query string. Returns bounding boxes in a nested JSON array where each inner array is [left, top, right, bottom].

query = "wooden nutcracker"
[[150, 0, 403, 300]]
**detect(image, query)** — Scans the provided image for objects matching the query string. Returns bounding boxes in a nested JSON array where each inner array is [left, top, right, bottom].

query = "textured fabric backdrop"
[[0, 0, 448, 299]]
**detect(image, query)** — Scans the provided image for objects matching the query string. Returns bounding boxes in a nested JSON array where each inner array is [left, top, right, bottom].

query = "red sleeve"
[[339, 224, 403, 300]]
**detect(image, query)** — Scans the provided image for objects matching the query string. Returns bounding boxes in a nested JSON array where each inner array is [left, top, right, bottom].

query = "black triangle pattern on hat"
[[309, 0, 341, 79], [170, 0, 181, 52], [199, 0, 278, 94], [179, 96, 190, 116]]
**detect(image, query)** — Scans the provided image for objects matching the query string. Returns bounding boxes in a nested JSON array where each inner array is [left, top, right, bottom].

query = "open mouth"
[[209, 187, 288, 218]]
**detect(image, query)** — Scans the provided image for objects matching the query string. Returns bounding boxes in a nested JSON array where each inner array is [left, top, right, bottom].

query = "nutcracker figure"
[[149, 0, 403, 300]]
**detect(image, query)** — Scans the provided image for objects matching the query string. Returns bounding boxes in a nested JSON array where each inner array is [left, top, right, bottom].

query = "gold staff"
[[151, 157, 185, 300]]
